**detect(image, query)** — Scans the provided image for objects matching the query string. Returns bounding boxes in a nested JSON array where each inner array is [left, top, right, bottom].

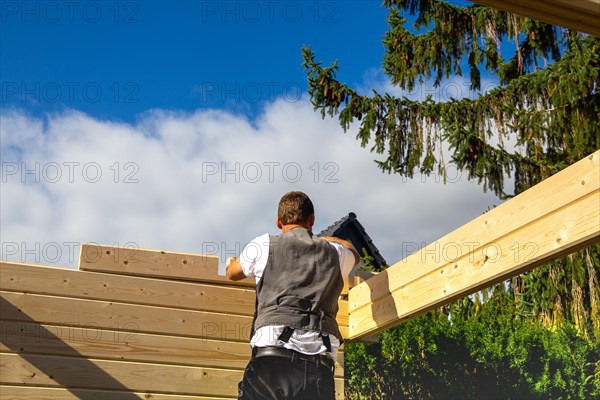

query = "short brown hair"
[[278, 191, 314, 225]]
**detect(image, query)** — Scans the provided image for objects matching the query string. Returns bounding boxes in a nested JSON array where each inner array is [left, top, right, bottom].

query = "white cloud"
[[1, 100, 502, 271]]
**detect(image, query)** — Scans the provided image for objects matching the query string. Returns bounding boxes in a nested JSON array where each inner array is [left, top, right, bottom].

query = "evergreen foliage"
[[301, 1, 599, 198], [345, 288, 600, 399], [301, 1, 600, 397]]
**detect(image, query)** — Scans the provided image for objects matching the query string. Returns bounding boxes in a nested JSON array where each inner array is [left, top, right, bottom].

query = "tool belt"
[[252, 346, 335, 371]]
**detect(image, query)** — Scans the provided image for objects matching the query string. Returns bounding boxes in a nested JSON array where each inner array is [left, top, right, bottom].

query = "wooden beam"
[[0, 354, 344, 399], [0, 352, 243, 397], [0, 321, 251, 370], [351, 270, 379, 288], [0, 291, 252, 342], [0, 386, 233, 400], [1, 262, 255, 316], [78, 244, 254, 287], [349, 151, 600, 340], [471, 0, 600, 36]]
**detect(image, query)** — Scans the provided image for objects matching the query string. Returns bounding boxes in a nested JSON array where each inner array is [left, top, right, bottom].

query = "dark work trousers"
[[237, 355, 336, 400]]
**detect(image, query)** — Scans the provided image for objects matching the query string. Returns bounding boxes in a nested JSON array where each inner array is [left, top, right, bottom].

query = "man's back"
[[253, 227, 344, 343]]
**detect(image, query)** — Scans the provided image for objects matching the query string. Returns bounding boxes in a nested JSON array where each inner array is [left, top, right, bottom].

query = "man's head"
[[276, 191, 315, 230]]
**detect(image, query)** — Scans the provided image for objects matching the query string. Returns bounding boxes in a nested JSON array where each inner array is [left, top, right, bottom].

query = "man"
[[226, 191, 360, 400]]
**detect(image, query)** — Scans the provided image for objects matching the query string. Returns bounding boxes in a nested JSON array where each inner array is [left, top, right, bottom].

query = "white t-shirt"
[[239, 233, 355, 357]]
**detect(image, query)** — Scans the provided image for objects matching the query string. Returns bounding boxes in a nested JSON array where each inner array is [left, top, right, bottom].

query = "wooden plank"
[[352, 270, 378, 287], [471, 0, 600, 36], [78, 244, 254, 287], [0, 321, 344, 376], [0, 353, 241, 397], [343, 277, 379, 342], [339, 325, 349, 339], [0, 354, 344, 399], [0, 262, 256, 316], [336, 378, 343, 400], [335, 350, 344, 371], [0, 383, 343, 400], [0, 262, 348, 334], [0, 321, 250, 370], [348, 334, 379, 344], [0, 385, 233, 400], [337, 300, 348, 327], [0, 292, 252, 342], [349, 151, 600, 339]]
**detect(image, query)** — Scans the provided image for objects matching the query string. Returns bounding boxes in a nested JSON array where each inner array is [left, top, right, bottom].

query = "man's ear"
[[276, 216, 283, 230]]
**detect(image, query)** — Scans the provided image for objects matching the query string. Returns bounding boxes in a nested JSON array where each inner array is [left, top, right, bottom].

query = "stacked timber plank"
[[1, 245, 346, 399]]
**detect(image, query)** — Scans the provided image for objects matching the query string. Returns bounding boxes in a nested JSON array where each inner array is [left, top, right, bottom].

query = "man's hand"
[[226, 257, 247, 281], [322, 236, 361, 266]]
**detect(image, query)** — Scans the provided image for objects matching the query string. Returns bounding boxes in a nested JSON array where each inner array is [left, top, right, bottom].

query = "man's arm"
[[322, 236, 361, 266], [226, 257, 247, 281]]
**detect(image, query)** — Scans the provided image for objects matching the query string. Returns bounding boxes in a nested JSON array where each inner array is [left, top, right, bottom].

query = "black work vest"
[[252, 227, 344, 342]]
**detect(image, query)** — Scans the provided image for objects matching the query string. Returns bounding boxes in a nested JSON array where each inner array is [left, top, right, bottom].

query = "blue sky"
[[1, 1, 504, 270], [2, 1, 390, 120]]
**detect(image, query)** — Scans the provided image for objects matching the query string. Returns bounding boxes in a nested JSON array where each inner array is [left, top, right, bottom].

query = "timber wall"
[[0, 245, 346, 399]]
